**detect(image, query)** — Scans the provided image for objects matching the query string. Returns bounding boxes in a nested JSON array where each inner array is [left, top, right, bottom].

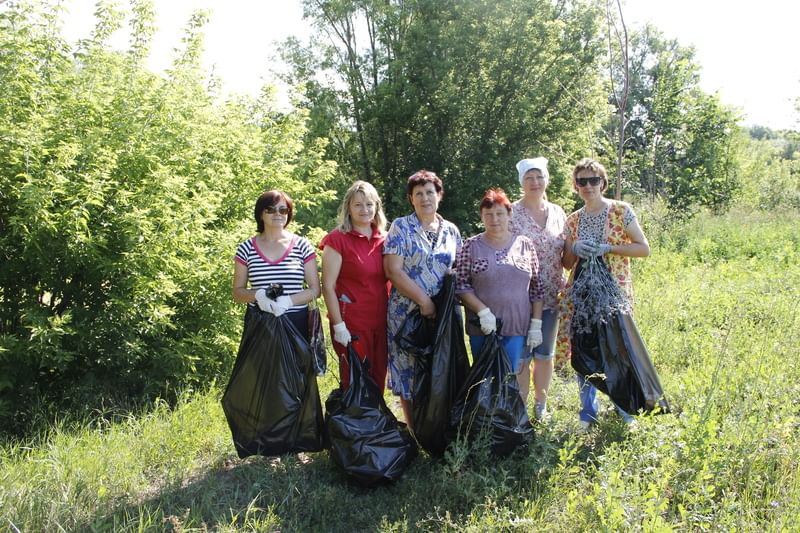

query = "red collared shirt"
[[320, 226, 389, 328]]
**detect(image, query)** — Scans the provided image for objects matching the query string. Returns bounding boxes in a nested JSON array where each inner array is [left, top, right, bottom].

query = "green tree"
[[293, 0, 609, 229], [737, 128, 800, 210], [0, 1, 334, 433], [602, 25, 741, 211]]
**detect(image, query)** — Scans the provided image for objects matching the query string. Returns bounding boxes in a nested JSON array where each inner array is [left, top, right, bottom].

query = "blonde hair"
[[336, 180, 387, 233]]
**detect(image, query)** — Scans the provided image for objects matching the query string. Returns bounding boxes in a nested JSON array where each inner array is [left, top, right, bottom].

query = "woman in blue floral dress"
[[384, 170, 462, 430]]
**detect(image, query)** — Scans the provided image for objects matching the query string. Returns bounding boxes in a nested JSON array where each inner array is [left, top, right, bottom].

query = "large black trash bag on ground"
[[571, 314, 670, 414], [569, 260, 670, 415], [222, 306, 325, 458], [397, 273, 470, 456], [450, 328, 533, 457], [325, 343, 418, 486]]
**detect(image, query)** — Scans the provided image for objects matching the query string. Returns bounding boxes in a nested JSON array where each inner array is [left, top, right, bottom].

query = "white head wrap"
[[516, 157, 549, 185]]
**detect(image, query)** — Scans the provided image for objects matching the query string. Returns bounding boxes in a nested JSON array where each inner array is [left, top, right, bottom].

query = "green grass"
[[2, 209, 799, 532]]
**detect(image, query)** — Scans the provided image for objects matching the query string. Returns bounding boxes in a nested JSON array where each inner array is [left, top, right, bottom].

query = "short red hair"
[[479, 187, 512, 213]]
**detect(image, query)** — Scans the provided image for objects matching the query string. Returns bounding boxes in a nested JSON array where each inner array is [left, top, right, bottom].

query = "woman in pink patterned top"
[[509, 157, 567, 421], [456, 188, 544, 401]]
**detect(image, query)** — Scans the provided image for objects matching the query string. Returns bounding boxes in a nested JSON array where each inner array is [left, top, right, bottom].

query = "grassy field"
[[2, 209, 799, 532]]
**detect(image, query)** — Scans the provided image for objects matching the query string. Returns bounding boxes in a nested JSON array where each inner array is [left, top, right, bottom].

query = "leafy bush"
[[735, 133, 800, 211], [0, 2, 335, 433]]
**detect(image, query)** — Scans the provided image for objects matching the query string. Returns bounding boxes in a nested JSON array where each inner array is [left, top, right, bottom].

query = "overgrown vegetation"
[[287, 0, 610, 226], [1, 2, 799, 529], [2, 209, 798, 531], [285, 0, 759, 228], [602, 24, 742, 211], [3, 1, 796, 435], [0, 1, 336, 432]]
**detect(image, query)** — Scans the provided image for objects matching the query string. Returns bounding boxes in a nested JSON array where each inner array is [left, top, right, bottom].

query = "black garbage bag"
[[571, 313, 670, 414], [308, 306, 327, 376], [570, 260, 669, 414], [450, 328, 533, 457], [395, 308, 437, 358], [325, 343, 418, 486], [397, 273, 470, 456], [222, 305, 325, 458]]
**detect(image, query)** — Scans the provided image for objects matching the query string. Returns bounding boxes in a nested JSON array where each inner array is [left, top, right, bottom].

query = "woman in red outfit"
[[321, 181, 390, 391]]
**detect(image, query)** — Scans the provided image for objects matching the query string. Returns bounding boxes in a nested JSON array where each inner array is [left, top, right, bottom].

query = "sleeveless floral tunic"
[[555, 200, 637, 363]]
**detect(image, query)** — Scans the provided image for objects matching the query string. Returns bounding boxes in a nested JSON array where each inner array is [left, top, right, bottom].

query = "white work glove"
[[477, 307, 497, 335], [254, 289, 276, 313], [527, 318, 543, 350], [332, 322, 352, 346], [269, 295, 294, 317], [572, 240, 598, 260]]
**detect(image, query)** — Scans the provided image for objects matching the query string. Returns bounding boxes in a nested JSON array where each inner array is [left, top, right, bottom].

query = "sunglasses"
[[576, 176, 603, 187], [265, 205, 289, 215]]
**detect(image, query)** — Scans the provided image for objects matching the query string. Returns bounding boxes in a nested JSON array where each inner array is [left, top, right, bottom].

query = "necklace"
[[420, 219, 439, 232]]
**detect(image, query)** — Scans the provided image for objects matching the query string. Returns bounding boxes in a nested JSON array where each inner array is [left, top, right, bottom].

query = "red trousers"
[[332, 326, 388, 394]]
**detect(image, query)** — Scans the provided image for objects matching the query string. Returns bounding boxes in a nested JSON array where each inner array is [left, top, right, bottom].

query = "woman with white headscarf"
[[509, 157, 567, 421]]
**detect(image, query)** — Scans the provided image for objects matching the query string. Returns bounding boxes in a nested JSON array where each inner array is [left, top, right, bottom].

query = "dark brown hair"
[[406, 169, 443, 200], [254, 190, 294, 231]]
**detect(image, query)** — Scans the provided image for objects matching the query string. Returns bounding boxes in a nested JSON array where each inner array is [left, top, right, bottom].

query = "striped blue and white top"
[[234, 235, 316, 310]]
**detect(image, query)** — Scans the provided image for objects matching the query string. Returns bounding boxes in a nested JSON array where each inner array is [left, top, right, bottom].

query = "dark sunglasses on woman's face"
[[265, 205, 289, 215], [576, 176, 603, 187]]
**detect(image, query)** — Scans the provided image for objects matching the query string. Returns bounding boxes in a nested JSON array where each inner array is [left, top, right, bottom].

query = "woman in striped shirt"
[[232, 190, 320, 337]]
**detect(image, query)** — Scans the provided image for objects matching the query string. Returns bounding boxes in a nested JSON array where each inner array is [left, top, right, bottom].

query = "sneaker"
[[534, 403, 549, 422], [578, 420, 592, 432]]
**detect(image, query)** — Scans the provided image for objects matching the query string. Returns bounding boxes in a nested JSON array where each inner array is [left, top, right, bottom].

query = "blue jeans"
[[469, 335, 527, 373], [576, 375, 635, 423], [531, 308, 559, 361]]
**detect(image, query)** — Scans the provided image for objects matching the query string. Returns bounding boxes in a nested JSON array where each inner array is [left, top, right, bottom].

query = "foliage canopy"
[[289, 1, 753, 227]]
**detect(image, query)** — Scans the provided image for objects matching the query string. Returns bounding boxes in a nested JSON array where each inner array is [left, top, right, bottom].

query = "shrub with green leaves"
[[0, 1, 335, 432]]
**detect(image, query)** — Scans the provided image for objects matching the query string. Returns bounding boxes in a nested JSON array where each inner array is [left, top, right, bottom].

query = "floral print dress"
[[384, 213, 462, 399]]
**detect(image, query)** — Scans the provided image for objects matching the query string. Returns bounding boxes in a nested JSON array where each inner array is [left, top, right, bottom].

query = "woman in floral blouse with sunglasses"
[[562, 158, 651, 430]]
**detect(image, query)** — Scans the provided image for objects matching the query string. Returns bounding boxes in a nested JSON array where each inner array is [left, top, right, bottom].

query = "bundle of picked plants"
[[568, 255, 632, 335]]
